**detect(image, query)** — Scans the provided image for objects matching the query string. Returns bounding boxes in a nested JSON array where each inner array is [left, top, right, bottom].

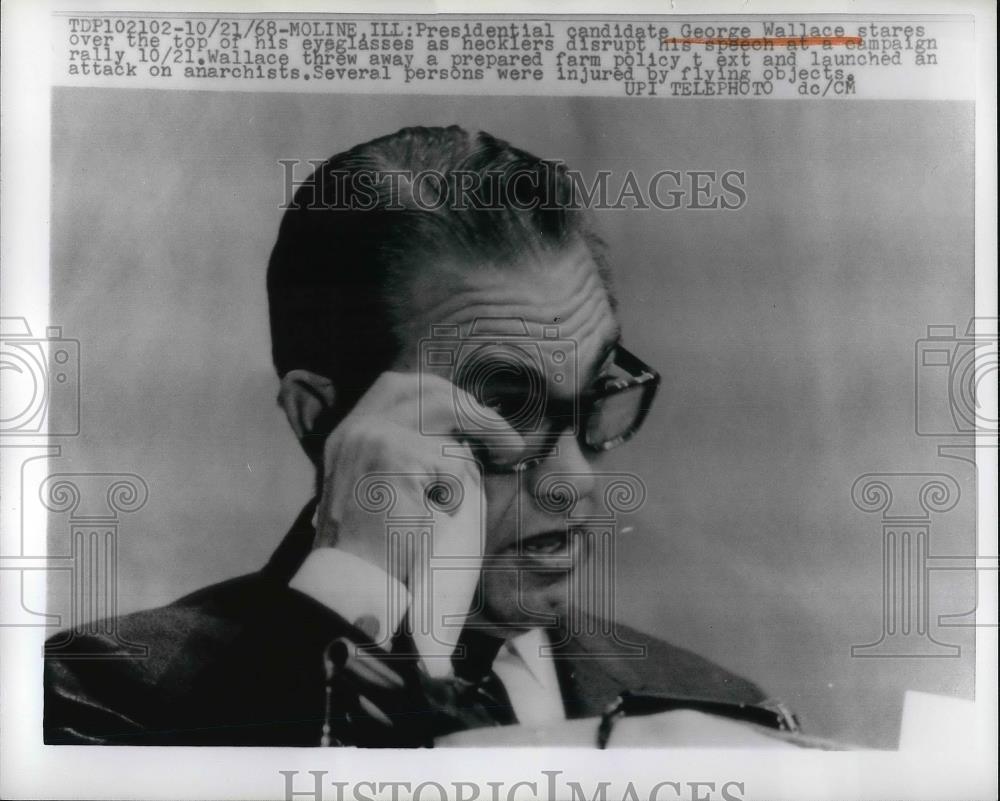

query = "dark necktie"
[[451, 628, 517, 726]]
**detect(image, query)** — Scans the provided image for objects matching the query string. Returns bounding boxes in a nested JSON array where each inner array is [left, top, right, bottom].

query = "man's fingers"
[[356, 695, 394, 727], [348, 372, 530, 469], [343, 650, 407, 690]]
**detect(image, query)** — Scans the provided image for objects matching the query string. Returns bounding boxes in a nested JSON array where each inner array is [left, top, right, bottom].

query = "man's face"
[[393, 240, 621, 635]]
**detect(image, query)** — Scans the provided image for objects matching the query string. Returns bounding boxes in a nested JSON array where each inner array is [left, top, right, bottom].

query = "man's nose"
[[531, 430, 597, 509]]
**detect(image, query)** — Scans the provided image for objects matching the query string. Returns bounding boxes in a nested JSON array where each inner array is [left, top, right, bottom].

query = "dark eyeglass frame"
[[582, 344, 661, 452], [470, 344, 660, 473]]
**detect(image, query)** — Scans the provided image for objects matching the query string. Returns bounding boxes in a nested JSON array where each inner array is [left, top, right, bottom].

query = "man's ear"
[[278, 369, 337, 463]]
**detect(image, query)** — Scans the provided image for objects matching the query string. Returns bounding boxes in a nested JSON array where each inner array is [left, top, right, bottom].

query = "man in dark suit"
[[45, 126, 792, 747]]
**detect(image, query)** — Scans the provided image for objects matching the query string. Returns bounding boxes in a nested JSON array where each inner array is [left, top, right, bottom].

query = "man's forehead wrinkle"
[[417, 269, 607, 335], [432, 281, 606, 340], [417, 296, 610, 367]]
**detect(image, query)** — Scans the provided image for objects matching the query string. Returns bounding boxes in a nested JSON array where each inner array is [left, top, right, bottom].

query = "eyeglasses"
[[464, 344, 660, 473]]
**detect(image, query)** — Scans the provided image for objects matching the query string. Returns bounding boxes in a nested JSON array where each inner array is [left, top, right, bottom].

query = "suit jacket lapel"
[[550, 627, 644, 719]]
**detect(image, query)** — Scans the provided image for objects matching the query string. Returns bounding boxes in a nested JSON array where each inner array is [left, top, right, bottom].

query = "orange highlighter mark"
[[663, 36, 863, 47]]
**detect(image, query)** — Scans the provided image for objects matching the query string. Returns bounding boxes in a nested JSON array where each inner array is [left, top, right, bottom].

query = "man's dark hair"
[[267, 125, 609, 433]]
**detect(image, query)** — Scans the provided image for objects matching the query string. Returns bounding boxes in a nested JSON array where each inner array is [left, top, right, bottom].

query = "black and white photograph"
[[1, 2, 996, 800]]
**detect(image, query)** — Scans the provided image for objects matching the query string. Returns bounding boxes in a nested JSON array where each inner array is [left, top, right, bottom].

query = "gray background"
[[49, 89, 976, 747]]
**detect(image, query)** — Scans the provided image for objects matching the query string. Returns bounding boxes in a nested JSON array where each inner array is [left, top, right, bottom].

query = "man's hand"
[[310, 371, 525, 670], [320, 636, 511, 746], [315, 371, 523, 580]]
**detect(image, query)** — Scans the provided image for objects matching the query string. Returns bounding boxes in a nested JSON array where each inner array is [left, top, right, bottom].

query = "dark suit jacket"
[[44, 502, 774, 746]]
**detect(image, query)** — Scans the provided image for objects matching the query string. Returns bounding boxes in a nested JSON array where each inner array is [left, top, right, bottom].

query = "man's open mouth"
[[520, 529, 571, 555], [503, 527, 596, 561]]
